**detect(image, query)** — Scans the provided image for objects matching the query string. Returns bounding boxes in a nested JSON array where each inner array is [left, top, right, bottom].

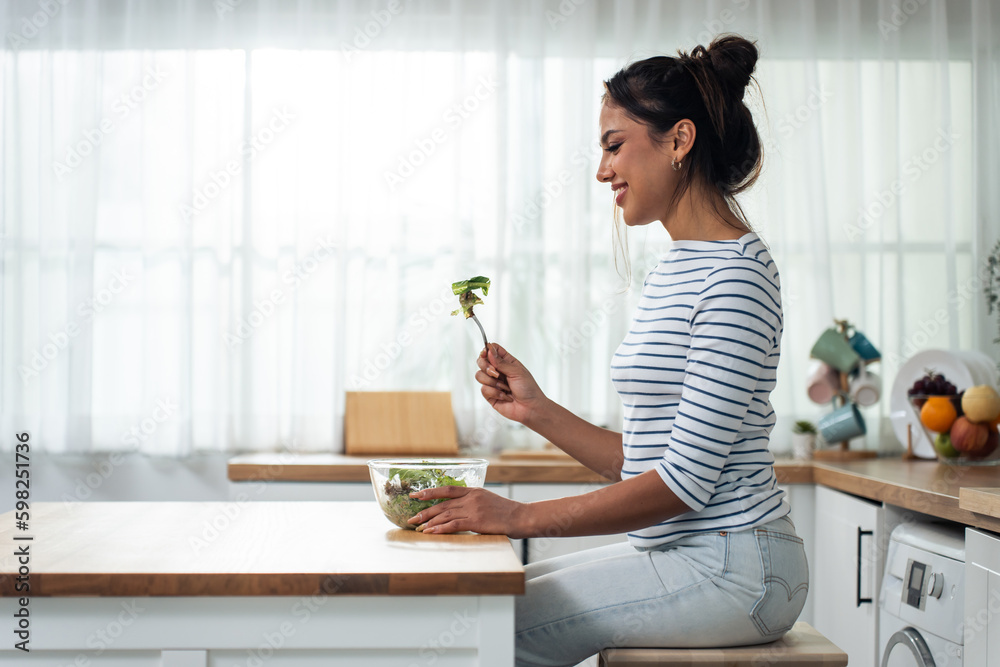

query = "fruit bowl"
[[368, 458, 489, 529], [907, 395, 1000, 465]]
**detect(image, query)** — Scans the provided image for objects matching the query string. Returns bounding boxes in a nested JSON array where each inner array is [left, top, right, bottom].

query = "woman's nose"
[[596, 160, 612, 183]]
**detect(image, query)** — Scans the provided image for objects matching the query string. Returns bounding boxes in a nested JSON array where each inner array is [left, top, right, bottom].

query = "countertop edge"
[[228, 454, 1000, 532], [3, 571, 526, 598]]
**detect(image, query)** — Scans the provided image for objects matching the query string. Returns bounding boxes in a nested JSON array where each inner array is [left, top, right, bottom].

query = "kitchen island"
[[0, 501, 523, 665]]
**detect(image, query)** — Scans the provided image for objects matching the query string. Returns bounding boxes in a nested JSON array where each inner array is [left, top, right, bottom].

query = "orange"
[[920, 396, 958, 433]]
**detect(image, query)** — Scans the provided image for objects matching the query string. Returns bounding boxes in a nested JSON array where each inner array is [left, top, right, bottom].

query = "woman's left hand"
[[407, 486, 526, 537]]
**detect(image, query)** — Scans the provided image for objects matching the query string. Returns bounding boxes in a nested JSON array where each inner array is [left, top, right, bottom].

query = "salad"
[[450, 276, 490, 319], [381, 464, 467, 530]]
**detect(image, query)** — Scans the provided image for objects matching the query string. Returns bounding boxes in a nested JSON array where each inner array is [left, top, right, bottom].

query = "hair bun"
[[705, 34, 758, 98]]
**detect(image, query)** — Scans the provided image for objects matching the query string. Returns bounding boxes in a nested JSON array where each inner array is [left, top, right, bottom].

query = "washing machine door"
[[882, 627, 936, 667]]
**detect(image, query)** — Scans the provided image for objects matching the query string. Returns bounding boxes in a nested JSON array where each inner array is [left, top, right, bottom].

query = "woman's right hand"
[[476, 343, 546, 425]]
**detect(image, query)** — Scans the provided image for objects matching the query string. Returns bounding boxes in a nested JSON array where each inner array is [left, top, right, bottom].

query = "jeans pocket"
[[749, 527, 809, 637]]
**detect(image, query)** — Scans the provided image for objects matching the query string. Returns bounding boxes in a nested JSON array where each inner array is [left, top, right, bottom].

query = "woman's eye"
[[604, 143, 622, 154]]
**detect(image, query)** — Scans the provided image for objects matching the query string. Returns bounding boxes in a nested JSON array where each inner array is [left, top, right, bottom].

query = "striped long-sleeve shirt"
[[611, 232, 788, 548]]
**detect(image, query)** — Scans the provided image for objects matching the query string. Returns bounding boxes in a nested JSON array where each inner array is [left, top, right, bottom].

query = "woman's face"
[[595, 102, 679, 227]]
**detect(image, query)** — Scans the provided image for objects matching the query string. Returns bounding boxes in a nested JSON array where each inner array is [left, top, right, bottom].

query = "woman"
[[409, 34, 809, 666]]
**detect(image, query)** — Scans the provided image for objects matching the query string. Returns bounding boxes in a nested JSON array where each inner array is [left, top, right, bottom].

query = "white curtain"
[[2, 0, 997, 456]]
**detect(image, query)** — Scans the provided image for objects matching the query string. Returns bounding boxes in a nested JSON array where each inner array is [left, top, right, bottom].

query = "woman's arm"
[[409, 468, 689, 538], [522, 397, 624, 481], [477, 344, 624, 480]]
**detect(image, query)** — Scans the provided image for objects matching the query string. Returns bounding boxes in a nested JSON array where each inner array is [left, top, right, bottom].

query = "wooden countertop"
[[227, 452, 816, 486], [0, 502, 524, 598], [811, 459, 1000, 533], [228, 453, 1000, 532], [228, 452, 622, 484]]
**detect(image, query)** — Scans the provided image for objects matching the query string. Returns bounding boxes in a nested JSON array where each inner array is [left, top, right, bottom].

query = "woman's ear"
[[671, 119, 696, 163]]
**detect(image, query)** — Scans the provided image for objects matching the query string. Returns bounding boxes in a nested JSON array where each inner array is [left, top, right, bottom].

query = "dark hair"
[[603, 34, 762, 229]]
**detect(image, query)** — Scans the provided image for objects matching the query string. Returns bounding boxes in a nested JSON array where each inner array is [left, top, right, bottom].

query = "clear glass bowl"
[[367, 458, 489, 529], [908, 395, 1000, 465]]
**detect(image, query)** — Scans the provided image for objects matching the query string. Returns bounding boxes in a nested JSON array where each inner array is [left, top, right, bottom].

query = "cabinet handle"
[[857, 527, 873, 607]]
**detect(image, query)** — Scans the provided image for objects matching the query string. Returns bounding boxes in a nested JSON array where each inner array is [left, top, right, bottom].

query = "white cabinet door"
[[812, 485, 884, 667], [509, 483, 628, 563], [965, 528, 1000, 667]]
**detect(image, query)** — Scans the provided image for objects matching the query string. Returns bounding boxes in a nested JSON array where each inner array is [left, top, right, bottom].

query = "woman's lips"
[[615, 184, 628, 205]]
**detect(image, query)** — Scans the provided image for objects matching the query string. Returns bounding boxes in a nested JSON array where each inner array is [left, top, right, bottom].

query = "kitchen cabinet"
[[509, 483, 628, 563], [964, 528, 1000, 667], [812, 485, 885, 667]]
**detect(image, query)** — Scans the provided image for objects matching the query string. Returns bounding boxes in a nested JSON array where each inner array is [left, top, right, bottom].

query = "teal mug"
[[848, 330, 881, 361], [810, 328, 861, 373], [817, 403, 866, 443]]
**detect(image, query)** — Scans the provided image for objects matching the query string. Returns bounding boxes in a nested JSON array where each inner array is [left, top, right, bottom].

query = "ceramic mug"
[[806, 361, 843, 405], [848, 330, 881, 361], [849, 366, 882, 407], [817, 403, 866, 443], [810, 328, 861, 373]]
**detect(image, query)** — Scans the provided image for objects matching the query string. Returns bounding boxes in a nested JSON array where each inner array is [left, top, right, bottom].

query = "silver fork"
[[471, 314, 489, 351]]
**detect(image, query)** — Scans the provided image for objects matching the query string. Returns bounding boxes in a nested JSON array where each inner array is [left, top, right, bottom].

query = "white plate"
[[954, 349, 999, 388], [889, 350, 974, 458]]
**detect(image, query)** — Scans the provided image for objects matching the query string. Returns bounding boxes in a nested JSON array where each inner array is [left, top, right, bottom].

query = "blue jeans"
[[514, 515, 809, 667]]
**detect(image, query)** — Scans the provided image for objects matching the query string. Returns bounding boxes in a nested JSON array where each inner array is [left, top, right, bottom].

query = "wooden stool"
[[598, 622, 847, 666]]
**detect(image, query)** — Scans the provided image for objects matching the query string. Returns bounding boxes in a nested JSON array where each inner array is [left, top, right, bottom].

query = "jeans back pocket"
[[750, 527, 809, 637]]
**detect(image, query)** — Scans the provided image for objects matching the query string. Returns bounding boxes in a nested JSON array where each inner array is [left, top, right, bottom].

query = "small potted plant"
[[791, 420, 817, 460]]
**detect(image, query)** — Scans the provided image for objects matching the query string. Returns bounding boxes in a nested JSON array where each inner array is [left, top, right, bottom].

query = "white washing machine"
[[880, 521, 966, 667]]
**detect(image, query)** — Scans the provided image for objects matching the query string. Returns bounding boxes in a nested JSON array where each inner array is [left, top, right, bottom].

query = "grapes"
[[907, 370, 958, 408]]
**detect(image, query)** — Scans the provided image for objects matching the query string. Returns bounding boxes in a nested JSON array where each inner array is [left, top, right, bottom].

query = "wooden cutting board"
[[344, 391, 458, 456]]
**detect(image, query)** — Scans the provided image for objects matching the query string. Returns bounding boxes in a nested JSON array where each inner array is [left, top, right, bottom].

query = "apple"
[[981, 427, 999, 458], [950, 416, 991, 455], [933, 432, 960, 459], [962, 385, 1000, 423]]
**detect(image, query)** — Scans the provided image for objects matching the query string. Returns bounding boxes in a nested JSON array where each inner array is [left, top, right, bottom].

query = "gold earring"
[[671, 156, 682, 171]]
